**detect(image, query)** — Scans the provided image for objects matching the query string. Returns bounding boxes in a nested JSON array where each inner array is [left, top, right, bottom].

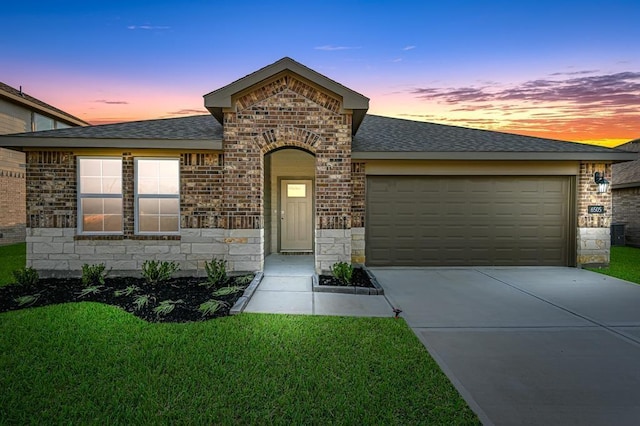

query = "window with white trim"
[[135, 158, 180, 234], [78, 158, 123, 233]]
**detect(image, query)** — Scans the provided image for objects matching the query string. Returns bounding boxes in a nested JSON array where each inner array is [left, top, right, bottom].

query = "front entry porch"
[[244, 254, 391, 316]]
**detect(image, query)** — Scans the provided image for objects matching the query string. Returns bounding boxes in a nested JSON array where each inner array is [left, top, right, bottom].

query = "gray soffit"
[[0, 115, 223, 150], [204, 57, 370, 135], [612, 139, 640, 188], [352, 115, 638, 162]]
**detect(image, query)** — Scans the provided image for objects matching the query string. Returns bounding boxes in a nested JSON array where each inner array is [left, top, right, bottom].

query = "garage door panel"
[[366, 176, 570, 266]]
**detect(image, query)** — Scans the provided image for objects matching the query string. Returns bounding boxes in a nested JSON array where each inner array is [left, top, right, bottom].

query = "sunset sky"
[[2, 0, 639, 147]]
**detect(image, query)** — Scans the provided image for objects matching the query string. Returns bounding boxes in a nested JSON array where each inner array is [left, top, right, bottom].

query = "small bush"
[[133, 295, 151, 311], [153, 299, 183, 317], [235, 274, 254, 285], [77, 285, 103, 298], [211, 285, 244, 297], [141, 260, 180, 284], [12, 267, 39, 286], [114, 285, 139, 297], [331, 262, 354, 285], [81, 263, 109, 286], [198, 299, 227, 317], [14, 294, 41, 307], [202, 258, 227, 288]]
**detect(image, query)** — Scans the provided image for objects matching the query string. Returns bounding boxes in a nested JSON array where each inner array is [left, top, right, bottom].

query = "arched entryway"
[[263, 148, 315, 256]]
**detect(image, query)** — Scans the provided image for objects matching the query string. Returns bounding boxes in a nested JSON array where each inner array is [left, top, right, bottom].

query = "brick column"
[[350, 162, 366, 264], [577, 162, 612, 266]]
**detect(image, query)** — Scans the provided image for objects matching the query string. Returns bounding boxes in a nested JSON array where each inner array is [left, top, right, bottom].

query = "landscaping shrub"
[[331, 261, 354, 285], [141, 260, 180, 284], [202, 258, 227, 288], [81, 263, 109, 286], [12, 267, 39, 286]]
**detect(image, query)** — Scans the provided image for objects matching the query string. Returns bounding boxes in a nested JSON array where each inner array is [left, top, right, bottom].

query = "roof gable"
[[204, 57, 369, 134]]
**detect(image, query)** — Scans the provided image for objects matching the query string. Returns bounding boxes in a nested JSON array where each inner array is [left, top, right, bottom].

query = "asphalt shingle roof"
[[353, 115, 618, 153], [1, 114, 633, 160], [612, 139, 640, 187], [10, 115, 223, 140]]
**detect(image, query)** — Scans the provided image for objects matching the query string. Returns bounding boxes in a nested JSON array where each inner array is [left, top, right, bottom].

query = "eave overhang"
[[0, 137, 222, 151], [351, 151, 640, 162]]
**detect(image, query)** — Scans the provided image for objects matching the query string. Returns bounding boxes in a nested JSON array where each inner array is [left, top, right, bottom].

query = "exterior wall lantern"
[[594, 172, 610, 194]]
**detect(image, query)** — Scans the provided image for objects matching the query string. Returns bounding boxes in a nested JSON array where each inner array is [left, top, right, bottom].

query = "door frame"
[[277, 176, 315, 253]]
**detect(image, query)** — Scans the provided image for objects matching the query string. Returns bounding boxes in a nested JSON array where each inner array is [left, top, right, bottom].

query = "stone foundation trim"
[[315, 228, 352, 273], [351, 227, 365, 264], [27, 227, 264, 277], [577, 227, 610, 267]]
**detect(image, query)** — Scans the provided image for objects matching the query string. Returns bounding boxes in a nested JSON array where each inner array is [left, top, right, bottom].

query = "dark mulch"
[[318, 268, 374, 287], [0, 275, 253, 323]]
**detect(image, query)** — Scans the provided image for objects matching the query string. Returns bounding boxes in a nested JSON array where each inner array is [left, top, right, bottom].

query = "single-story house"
[[612, 138, 640, 247], [0, 57, 636, 275]]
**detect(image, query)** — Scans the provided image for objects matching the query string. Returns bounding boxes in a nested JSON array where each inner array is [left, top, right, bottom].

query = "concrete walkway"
[[244, 254, 393, 317], [371, 267, 640, 426]]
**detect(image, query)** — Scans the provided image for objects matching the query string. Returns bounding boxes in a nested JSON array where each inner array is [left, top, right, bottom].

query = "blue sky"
[[2, 0, 639, 145]]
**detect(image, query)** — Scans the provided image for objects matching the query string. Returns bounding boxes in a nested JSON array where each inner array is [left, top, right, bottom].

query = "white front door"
[[280, 180, 313, 252]]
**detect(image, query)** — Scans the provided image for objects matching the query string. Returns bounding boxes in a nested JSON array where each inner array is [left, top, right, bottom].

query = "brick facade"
[[222, 73, 353, 271], [0, 148, 25, 245], [351, 162, 365, 228], [613, 187, 640, 247], [181, 152, 224, 228], [24, 149, 261, 275], [26, 151, 76, 229], [223, 73, 352, 229]]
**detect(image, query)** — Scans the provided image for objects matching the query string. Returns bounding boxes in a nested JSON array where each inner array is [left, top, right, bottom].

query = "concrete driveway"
[[370, 267, 640, 426]]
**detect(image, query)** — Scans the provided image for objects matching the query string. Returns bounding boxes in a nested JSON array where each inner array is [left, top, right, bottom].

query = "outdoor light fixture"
[[594, 172, 610, 194]]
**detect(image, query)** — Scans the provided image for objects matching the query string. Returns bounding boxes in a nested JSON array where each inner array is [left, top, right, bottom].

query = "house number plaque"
[[588, 205, 605, 214]]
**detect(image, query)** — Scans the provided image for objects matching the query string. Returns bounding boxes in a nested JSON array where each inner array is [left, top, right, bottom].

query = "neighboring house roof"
[[612, 138, 640, 189], [204, 57, 370, 135], [0, 82, 89, 127], [0, 114, 636, 162]]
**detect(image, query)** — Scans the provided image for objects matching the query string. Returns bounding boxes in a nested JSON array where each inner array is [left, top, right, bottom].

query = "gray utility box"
[[611, 223, 626, 246]]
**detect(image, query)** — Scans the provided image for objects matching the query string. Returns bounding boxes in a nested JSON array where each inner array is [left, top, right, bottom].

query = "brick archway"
[[254, 126, 322, 155]]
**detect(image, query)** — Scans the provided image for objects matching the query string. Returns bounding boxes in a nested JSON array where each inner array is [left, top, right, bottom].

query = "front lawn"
[[0, 306, 479, 424], [588, 246, 640, 284], [0, 243, 25, 286]]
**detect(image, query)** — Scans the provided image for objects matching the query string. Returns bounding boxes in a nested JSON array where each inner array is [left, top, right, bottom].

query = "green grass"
[[588, 246, 640, 284], [0, 305, 479, 424], [0, 243, 26, 286]]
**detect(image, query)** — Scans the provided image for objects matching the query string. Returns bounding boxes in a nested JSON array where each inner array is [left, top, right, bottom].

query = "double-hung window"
[[78, 158, 123, 234], [135, 158, 180, 234]]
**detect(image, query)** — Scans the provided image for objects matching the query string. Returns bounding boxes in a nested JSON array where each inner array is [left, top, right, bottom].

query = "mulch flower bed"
[[0, 275, 253, 323], [318, 268, 374, 287]]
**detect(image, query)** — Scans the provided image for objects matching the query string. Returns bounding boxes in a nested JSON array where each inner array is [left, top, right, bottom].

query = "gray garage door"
[[366, 176, 572, 266]]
